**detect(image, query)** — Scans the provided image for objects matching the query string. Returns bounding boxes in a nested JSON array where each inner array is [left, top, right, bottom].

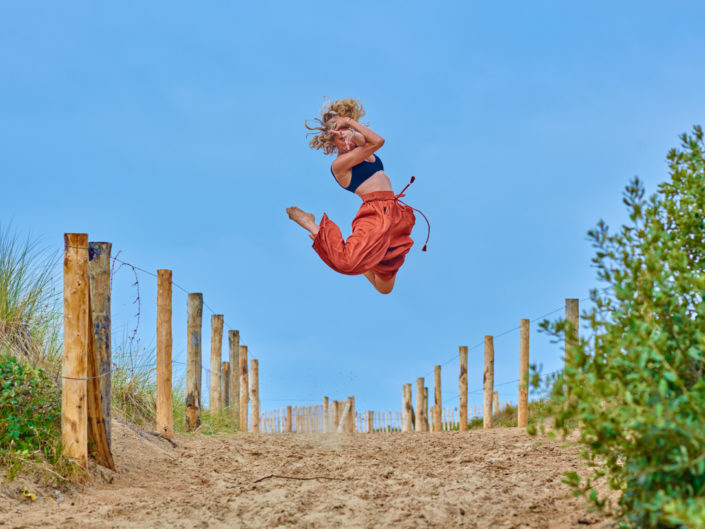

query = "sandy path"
[[3, 422, 610, 529]]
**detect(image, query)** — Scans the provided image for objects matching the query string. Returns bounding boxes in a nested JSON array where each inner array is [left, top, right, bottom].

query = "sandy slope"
[[2, 421, 611, 529]]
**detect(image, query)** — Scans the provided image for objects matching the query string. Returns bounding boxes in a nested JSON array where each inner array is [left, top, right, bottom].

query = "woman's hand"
[[332, 116, 352, 130], [331, 127, 355, 150]]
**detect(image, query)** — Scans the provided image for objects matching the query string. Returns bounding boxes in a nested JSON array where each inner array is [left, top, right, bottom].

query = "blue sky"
[[1, 1, 703, 414]]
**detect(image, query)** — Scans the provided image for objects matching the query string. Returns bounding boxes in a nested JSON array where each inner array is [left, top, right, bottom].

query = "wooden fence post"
[[239, 345, 249, 431], [156, 269, 173, 438], [228, 330, 240, 419], [434, 365, 442, 432], [483, 335, 494, 429], [285, 405, 292, 433], [332, 400, 341, 430], [423, 387, 429, 430], [415, 378, 426, 432], [221, 361, 230, 410], [88, 241, 112, 448], [518, 318, 530, 428], [337, 400, 351, 433], [186, 293, 203, 430], [459, 345, 468, 431], [323, 396, 329, 433], [63, 234, 89, 467], [209, 315, 223, 411], [63, 234, 113, 469], [367, 410, 374, 433], [250, 359, 259, 433], [347, 396, 355, 433], [402, 384, 412, 432]]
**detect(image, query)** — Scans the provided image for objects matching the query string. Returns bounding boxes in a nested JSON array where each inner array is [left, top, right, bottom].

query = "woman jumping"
[[287, 98, 427, 294]]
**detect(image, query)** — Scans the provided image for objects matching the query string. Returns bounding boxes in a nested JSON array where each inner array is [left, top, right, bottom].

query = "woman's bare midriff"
[[353, 171, 393, 196]]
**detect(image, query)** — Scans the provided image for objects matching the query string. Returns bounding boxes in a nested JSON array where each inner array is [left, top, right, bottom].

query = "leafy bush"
[[0, 354, 61, 456], [540, 127, 705, 527]]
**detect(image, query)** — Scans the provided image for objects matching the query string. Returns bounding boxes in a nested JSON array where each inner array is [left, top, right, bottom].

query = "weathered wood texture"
[[156, 269, 173, 438], [285, 405, 292, 433], [402, 384, 413, 432], [323, 396, 329, 433], [347, 396, 355, 433], [86, 302, 115, 470], [333, 400, 341, 430], [228, 330, 240, 419], [367, 410, 374, 433], [63, 234, 113, 470], [249, 359, 259, 433], [209, 315, 223, 411], [483, 336, 495, 429], [337, 400, 351, 433], [221, 361, 230, 410], [518, 318, 530, 428], [63, 234, 89, 467], [88, 241, 112, 448], [186, 293, 203, 430], [459, 345, 468, 431], [416, 378, 426, 432], [423, 387, 429, 430], [434, 365, 442, 432], [239, 345, 248, 431]]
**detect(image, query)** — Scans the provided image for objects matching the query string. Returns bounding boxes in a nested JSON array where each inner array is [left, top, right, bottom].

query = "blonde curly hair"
[[305, 98, 366, 155]]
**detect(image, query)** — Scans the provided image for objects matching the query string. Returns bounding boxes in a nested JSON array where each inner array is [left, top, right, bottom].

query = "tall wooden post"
[[209, 315, 224, 411], [63, 234, 89, 467], [285, 406, 292, 433], [367, 410, 374, 433], [565, 298, 579, 363], [88, 241, 112, 448], [347, 396, 355, 433], [402, 384, 412, 432], [156, 269, 173, 438], [228, 330, 240, 418], [239, 345, 249, 431], [483, 336, 495, 429], [423, 387, 429, 430], [518, 318, 530, 428], [434, 365, 442, 432], [337, 400, 351, 433], [221, 361, 230, 410], [323, 397, 329, 433], [459, 345, 468, 431], [332, 401, 341, 430], [186, 293, 203, 430], [415, 378, 426, 432], [249, 359, 259, 433]]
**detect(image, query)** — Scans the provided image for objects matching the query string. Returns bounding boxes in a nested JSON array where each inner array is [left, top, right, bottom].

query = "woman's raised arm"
[[331, 117, 385, 176]]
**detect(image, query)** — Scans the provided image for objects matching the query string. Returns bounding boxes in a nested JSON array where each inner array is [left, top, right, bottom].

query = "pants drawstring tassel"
[[395, 176, 431, 252]]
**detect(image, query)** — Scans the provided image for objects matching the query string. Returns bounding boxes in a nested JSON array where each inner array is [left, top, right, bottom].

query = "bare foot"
[[286, 206, 319, 236]]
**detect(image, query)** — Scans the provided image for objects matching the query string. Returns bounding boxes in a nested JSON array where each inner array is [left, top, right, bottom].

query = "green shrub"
[[0, 354, 61, 456], [540, 126, 705, 527]]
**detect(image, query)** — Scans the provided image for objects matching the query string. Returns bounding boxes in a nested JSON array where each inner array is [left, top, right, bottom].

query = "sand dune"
[[3, 421, 611, 528]]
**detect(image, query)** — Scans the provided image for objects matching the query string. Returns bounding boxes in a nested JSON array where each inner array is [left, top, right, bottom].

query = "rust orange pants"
[[312, 191, 416, 281]]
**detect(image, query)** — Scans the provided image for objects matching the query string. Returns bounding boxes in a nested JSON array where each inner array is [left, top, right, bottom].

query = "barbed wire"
[[420, 288, 611, 378], [61, 242, 583, 408]]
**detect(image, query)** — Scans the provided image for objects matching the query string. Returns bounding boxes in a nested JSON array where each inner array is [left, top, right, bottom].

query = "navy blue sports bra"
[[331, 154, 384, 193]]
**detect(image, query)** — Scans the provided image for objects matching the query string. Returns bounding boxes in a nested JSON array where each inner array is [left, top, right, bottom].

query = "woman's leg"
[[363, 271, 396, 294]]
